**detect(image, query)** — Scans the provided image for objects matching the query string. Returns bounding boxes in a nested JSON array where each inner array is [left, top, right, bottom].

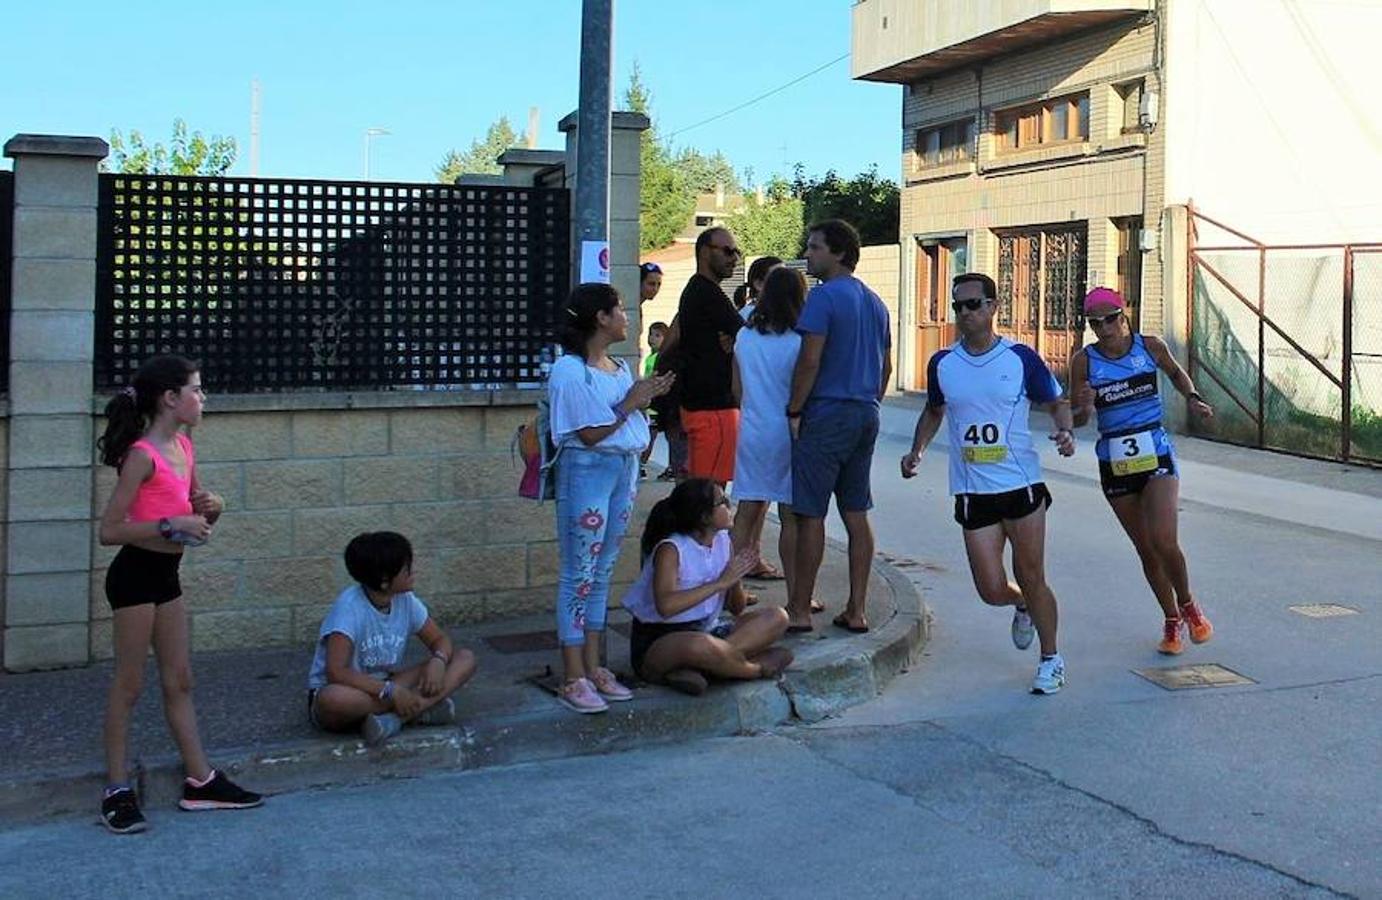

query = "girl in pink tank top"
[[94, 355, 261, 833]]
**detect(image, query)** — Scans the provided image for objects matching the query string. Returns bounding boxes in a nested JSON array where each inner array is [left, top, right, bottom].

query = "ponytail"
[[639, 478, 719, 561], [97, 355, 199, 467]]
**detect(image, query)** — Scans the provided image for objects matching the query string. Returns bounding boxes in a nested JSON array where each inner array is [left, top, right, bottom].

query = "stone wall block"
[[192, 511, 294, 562], [342, 456, 437, 505], [192, 608, 292, 653], [9, 415, 93, 468], [9, 362, 91, 414], [389, 408, 485, 454], [243, 459, 341, 510], [8, 467, 92, 520], [12, 207, 97, 260], [195, 462, 245, 509], [13, 154, 100, 207], [5, 572, 90, 626], [484, 587, 552, 619], [292, 410, 390, 457], [10, 311, 93, 362], [292, 602, 335, 645], [527, 540, 560, 587], [446, 453, 524, 501], [242, 556, 337, 607], [192, 414, 292, 462], [3, 623, 88, 671], [432, 545, 528, 593], [394, 500, 486, 549], [11, 258, 97, 311], [481, 407, 533, 451], [292, 505, 395, 557], [8, 521, 91, 574], [419, 591, 489, 628], [179, 561, 244, 609]]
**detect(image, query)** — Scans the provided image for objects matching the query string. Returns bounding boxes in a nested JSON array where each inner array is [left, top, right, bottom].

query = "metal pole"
[[574, 0, 613, 284], [1342, 246, 1354, 461], [1257, 248, 1266, 448]]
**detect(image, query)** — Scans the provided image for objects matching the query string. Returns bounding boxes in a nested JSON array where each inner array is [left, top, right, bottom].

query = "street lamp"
[[363, 127, 390, 181]]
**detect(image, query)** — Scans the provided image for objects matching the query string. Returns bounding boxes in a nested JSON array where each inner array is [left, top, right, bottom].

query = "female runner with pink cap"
[[1069, 287, 1216, 654]]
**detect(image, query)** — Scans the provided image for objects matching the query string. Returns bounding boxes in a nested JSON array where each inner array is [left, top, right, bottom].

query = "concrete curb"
[[0, 547, 929, 827]]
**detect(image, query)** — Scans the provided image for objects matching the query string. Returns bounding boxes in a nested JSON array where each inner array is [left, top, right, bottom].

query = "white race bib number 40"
[[961, 422, 1007, 464], [1111, 430, 1158, 475]]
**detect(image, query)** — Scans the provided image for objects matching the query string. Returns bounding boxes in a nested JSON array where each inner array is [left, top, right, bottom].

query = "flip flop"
[[785, 623, 815, 634], [743, 591, 760, 607], [832, 613, 870, 634], [746, 564, 786, 581]]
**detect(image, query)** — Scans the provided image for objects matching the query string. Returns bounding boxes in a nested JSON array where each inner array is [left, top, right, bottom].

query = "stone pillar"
[[2, 134, 107, 671], [559, 110, 649, 367]]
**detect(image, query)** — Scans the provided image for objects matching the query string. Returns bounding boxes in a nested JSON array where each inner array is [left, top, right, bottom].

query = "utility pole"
[[574, 0, 612, 284]]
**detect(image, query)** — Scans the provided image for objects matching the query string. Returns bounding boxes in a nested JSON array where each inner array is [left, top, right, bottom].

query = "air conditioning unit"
[[1139, 229, 1159, 252], [1138, 90, 1160, 129]]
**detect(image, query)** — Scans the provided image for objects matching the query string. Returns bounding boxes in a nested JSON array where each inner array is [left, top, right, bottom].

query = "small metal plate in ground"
[[1288, 603, 1361, 618], [1133, 663, 1256, 690]]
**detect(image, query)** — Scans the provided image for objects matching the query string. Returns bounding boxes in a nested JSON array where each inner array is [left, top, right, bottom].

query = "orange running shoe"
[[1158, 618, 1184, 655], [1180, 601, 1214, 644]]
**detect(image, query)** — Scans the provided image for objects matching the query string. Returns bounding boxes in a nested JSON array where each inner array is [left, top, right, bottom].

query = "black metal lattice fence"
[[95, 174, 570, 392], [0, 170, 12, 393]]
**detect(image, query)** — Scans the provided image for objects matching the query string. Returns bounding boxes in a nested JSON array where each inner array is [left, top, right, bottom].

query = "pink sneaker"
[[589, 667, 634, 702], [558, 677, 608, 714]]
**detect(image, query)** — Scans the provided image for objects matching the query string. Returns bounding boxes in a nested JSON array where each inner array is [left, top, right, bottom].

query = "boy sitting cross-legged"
[[307, 531, 477, 745]]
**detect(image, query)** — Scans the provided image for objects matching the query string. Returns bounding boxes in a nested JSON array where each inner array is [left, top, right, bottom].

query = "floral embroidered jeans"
[[554, 447, 639, 646]]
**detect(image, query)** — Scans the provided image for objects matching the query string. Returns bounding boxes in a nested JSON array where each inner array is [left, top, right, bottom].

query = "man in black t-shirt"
[[674, 227, 744, 485]]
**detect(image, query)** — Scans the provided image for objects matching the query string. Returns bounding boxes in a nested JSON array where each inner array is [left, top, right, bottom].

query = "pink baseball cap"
[[1083, 287, 1126, 313]]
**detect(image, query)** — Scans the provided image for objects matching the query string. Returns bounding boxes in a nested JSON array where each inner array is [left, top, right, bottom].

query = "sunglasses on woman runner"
[[1086, 311, 1123, 327], [951, 297, 991, 313]]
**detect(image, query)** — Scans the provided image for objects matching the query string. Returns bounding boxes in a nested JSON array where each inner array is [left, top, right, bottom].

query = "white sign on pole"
[[580, 240, 611, 284]]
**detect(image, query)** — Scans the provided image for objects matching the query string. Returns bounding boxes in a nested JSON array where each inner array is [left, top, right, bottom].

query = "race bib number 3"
[[1111, 430, 1158, 475], [961, 422, 1007, 464]]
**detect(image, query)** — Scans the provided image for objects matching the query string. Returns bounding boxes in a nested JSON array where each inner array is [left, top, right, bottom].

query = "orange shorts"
[[680, 407, 739, 484]]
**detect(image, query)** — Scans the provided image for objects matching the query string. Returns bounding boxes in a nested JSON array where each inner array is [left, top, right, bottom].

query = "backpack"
[[515, 393, 559, 501]]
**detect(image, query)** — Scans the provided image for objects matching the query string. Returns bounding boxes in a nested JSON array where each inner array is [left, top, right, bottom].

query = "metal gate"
[[1187, 206, 1382, 466]]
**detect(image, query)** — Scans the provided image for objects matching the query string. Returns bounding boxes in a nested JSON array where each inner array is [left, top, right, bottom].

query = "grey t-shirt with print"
[[307, 584, 430, 689]]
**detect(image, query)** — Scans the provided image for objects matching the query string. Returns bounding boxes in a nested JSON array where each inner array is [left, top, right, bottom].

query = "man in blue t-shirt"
[[900, 272, 1076, 696], [785, 219, 892, 634]]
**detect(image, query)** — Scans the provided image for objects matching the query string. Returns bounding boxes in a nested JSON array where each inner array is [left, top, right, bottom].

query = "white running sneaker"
[[1011, 607, 1035, 650], [363, 712, 403, 745], [1031, 654, 1066, 695]]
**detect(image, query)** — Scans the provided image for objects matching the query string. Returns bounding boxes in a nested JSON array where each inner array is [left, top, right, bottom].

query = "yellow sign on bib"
[[963, 445, 1008, 464], [1111, 430, 1158, 476]]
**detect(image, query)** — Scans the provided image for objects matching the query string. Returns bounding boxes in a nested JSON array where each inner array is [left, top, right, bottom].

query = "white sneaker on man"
[[1031, 654, 1066, 695], [1011, 607, 1035, 650]]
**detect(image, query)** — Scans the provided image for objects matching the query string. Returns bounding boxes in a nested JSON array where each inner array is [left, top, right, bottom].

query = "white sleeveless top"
[[620, 531, 731, 625]]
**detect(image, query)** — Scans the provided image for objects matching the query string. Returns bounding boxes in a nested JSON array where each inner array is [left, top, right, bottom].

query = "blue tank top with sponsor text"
[[1085, 334, 1175, 466]]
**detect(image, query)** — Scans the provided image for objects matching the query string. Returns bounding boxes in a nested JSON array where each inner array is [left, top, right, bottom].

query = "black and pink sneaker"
[[178, 770, 263, 811]]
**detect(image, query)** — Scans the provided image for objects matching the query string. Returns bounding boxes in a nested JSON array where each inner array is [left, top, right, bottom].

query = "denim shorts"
[[791, 400, 880, 518]]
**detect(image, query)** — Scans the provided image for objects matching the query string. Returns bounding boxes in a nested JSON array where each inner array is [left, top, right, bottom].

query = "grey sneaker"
[[1031, 654, 1066, 695], [1011, 607, 1035, 650], [362, 712, 403, 745], [412, 697, 457, 727]]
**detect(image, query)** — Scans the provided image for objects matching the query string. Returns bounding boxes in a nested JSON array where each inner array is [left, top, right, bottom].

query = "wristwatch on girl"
[[158, 517, 174, 540]]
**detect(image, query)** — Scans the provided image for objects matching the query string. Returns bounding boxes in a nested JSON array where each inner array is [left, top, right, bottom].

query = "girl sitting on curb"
[[622, 478, 794, 696]]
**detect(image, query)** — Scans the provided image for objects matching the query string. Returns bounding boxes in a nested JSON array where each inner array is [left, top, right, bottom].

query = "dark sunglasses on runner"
[[951, 297, 990, 313], [1086, 311, 1123, 327]]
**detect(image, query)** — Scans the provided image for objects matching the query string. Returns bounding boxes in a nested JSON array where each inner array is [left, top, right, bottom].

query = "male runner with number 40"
[[901, 273, 1076, 696]]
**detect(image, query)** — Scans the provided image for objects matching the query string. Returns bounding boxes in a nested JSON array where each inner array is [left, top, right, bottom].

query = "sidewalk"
[[0, 511, 927, 826], [880, 395, 1382, 542]]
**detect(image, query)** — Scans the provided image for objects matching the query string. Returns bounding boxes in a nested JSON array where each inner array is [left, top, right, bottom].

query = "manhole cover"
[[1288, 604, 1360, 618], [1133, 663, 1255, 690]]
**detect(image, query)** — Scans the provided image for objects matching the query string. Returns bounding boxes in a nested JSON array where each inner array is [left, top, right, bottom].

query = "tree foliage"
[[435, 116, 522, 182], [676, 148, 741, 195], [626, 63, 694, 253], [108, 119, 237, 176], [791, 164, 900, 246], [725, 178, 804, 259]]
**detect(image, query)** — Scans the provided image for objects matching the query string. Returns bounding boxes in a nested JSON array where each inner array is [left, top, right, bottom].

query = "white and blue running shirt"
[[926, 337, 1062, 496]]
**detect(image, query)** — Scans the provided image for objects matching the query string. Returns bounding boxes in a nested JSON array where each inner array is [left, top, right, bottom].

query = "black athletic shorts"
[[629, 617, 709, 678], [953, 483, 1053, 531], [105, 545, 184, 610]]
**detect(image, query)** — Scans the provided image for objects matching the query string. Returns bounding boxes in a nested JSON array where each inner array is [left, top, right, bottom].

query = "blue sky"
[[1, 1, 902, 185]]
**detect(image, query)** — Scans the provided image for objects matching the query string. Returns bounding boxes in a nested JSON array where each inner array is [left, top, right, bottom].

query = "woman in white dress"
[[731, 267, 809, 606]]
